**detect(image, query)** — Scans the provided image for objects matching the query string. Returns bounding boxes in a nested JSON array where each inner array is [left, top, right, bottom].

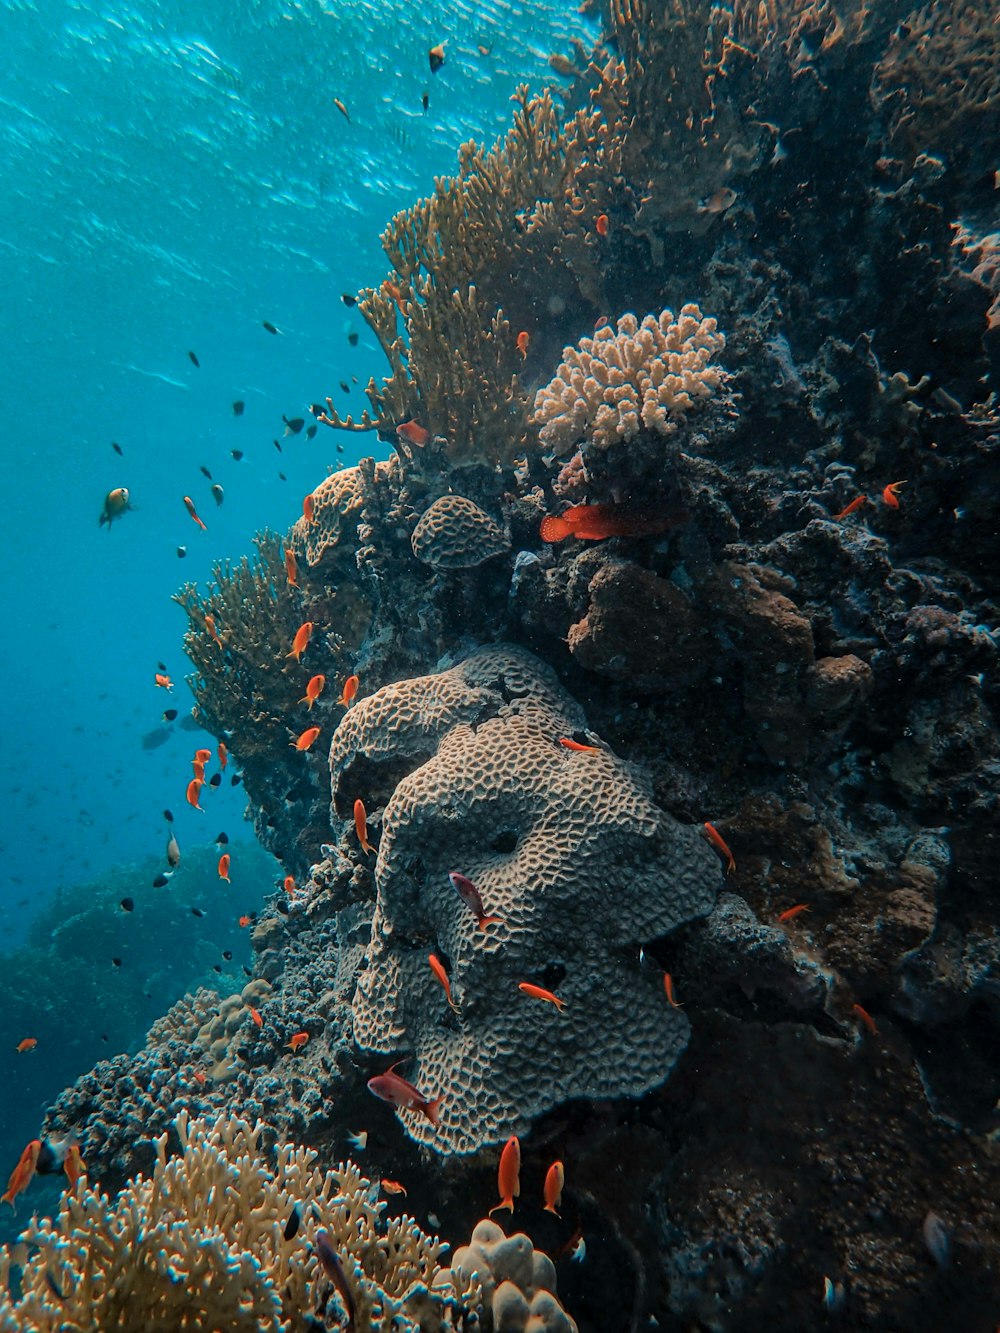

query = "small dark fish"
[[231, 449, 244, 462], [262, 320, 279, 334], [232, 400, 245, 416], [112, 441, 123, 456], [283, 415, 305, 435], [429, 42, 445, 73], [120, 897, 134, 912], [315, 1231, 356, 1331], [190, 906, 205, 918], [162, 709, 178, 723], [152, 874, 170, 888], [188, 351, 200, 367], [209, 772, 222, 788], [336, 444, 344, 454], [273, 439, 282, 452], [216, 831, 229, 845], [284, 1205, 301, 1240], [333, 98, 350, 122], [177, 546, 187, 558], [200, 465, 213, 480], [44, 1269, 65, 1301], [101, 1034, 108, 1042], [339, 381, 350, 393], [142, 727, 171, 751], [231, 774, 243, 786], [157, 661, 167, 672], [340, 295, 357, 308], [222, 949, 233, 961], [242, 964, 253, 977], [347, 332, 359, 347], [422, 91, 429, 112], [163, 809, 174, 822], [211, 484, 224, 507], [306, 424, 317, 440], [112, 957, 122, 968], [213, 964, 222, 973], [278, 472, 287, 481], [309, 402, 326, 416]]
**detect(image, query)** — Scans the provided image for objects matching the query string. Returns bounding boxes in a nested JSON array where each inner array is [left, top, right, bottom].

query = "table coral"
[[532, 307, 727, 456], [0, 1111, 479, 1332], [330, 645, 719, 1154]]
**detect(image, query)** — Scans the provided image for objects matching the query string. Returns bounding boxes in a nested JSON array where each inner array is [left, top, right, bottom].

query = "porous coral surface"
[[334, 645, 719, 1153]]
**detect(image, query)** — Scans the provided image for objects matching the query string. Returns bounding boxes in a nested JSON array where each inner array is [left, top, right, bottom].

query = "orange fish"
[[777, 903, 810, 923], [183, 495, 207, 530], [299, 675, 326, 710], [287, 621, 314, 663], [882, 480, 906, 508], [155, 673, 173, 691], [303, 493, 315, 523], [449, 871, 502, 931], [852, 1002, 878, 1035], [595, 212, 609, 236], [428, 953, 460, 1014], [292, 726, 321, 751], [248, 1006, 263, 1028], [283, 874, 296, 896], [284, 546, 300, 588], [192, 759, 206, 783], [516, 330, 530, 359], [218, 853, 231, 882], [63, 1144, 86, 1188], [489, 1135, 521, 1215], [594, 315, 609, 330], [2, 1140, 40, 1208], [543, 1160, 564, 1215], [559, 737, 599, 753], [193, 1069, 207, 1086], [204, 613, 222, 645], [833, 495, 867, 519], [337, 674, 359, 708], [396, 419, 430, 448], [186, 778, 204, 811], [702, 821, 736, 874], [367, 1062, 443, 1125], [381, 1178, 408, 1196], [195, 748, 213, 763], [287, 1031, 310, 1053], [14, 1038, 37, 1054], [518, 982, 566, 1012], [218, 741, 228, 771], [540, 501, 686, 543], [239, 914, 253, 928], [354, 798, 375, 855], [663, 972, 683, 1009], [383, 278, 405, 310]]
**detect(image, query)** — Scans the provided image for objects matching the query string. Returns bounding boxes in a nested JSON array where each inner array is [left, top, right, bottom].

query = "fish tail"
[[478, 915, 503, 931], [424, 1096, 444, 1127], [544, 1204, 561, 1217], [539, 515, 572, 543], [488, 1198, 513, 1216], [555, 998, 567, 1012]]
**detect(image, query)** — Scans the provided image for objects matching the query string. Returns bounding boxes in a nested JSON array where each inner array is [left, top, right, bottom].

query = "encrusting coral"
[[532, 306, 727, 455], [0, 1111, 481, 1331]]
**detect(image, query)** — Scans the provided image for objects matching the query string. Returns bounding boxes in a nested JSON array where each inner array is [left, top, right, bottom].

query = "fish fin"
[[539, 515, 571, 543], [488, 1198, 513, 1216], [478, 915, 503, 931]]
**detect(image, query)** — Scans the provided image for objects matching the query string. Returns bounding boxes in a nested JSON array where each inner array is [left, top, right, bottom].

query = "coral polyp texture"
[[331, 644, 719, 1154], [289, 460, 394, 568], [410, 494, 510, 569], [0, 1111, 481, 1332], [532, 306, 727, 454], [452, 1219, 578, 1333]]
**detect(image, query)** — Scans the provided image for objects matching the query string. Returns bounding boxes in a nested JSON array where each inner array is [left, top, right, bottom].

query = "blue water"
[[0, 0, 589, 944]]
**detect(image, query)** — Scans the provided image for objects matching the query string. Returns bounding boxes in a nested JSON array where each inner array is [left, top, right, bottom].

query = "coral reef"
[[411, 495, 510, 570], [452, 1219, 577, 1333]]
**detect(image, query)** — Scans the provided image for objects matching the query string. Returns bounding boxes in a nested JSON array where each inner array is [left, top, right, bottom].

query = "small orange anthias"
[[396, 420, 430, 448], [299, 675, 326, 710], [367, 1062, 444, 1125], [287, 1031, 310, 1053], [663, 972, 683, 1009], [702, 821, 736, 874], [428, 953, 460, 1014], [777, 903, 810, 923], [286, 621, 314, 663], [302, 492, 315, 523], [543, 1160, 565, 1216], [354, 798, 375, 855], [337, 674, 359, 708], [881, 480, 906, 508], [516, 330, 530, 358], [540, 501, 687, 544], [218, 853, 231, 882], [489, 1135, 521, 1215], [183, 495, 207, 530], [518, 982, 567, 1012], [2, 1140, 41, 1208], [284, 545, 300, 588], [292, 726, 321, 752]]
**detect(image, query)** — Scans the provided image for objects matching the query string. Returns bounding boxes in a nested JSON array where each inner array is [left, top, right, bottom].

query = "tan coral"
[[288, 461, 395, 568], [411, 495, 510, 569], [532, 307, 727, 455], [0, 1112, 479, 1332], [329, 645, 719, 1155], [451, 1219, 578, 1333]]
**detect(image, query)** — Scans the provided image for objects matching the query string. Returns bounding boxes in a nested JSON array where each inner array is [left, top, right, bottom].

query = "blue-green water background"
[[0, 0, 589, 1200]]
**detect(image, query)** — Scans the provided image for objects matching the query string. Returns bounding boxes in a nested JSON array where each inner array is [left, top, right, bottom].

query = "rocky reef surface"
[[39, 0, 1000, 1328]]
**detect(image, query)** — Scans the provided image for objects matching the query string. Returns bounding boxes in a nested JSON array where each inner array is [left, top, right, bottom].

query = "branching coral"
[[532, 306, 727, 454], [0, 1112, 480, 1331]]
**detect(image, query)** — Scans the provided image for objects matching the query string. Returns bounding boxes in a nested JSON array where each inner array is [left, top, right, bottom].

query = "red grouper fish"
[[539, 501, 687, 543], [367, 1062, 443, 1125]]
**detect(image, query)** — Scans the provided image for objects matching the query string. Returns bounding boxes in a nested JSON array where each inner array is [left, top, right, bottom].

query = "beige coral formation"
[[452, 1219, 578, 1333], [196, 979, 272, 1082], [532, 307, 727, 454], [951, 222, 1000, 331], [0, 1112, 480, 1332], [410, 495, 510, 569], [329, 645, 719, 1154], [287, 459, 395, 569]]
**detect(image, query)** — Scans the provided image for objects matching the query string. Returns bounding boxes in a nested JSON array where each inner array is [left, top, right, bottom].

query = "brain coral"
[[411, 495, 510, 569], [532, 305, 727, 454], [287, 459, 394, 567], [329, 645, 719, 1154]]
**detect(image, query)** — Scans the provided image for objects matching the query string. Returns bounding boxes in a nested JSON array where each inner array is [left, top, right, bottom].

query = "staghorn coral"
[[330, 645, 719, 1155], [452, 1219, 578, 1333], [532, 307, 727, 455], [410, 495, 510, 570], [0, 1111, 480, 1332]]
